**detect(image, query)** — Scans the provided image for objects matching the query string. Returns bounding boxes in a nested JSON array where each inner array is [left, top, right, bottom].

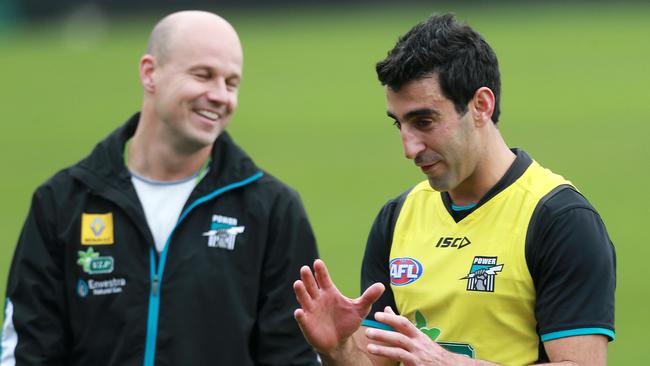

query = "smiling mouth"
[[195, 109, 221, 121]]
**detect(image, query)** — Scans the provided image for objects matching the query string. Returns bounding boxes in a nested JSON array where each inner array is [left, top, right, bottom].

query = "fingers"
[[294, 308, 304, 322], [293, 279, 314, 311], [294, 308, 314, 342], [313, 259, 335, 290], [374, 309, 420, 338], [294, 308, 307, 327], [294, 260, 338, 311], [300, 265, 319, 299], [365, 327, 413, 351], [366, 319, 447, 366], [356, 282, 385, 309], [366, 342, 415, 365]]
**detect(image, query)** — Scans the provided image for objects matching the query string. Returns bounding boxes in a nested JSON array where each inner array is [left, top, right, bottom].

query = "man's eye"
[[392, 120, 401, 130], [415, 119, 432, 129], [194, 72, 210, 79], [226, 80, 240, 90]]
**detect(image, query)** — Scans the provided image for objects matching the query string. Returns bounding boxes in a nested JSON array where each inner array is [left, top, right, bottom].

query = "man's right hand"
[[293, 259, 385, 357]]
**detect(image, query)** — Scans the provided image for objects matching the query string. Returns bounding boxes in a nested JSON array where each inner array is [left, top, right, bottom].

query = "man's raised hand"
[[293, 259, 385, 355]]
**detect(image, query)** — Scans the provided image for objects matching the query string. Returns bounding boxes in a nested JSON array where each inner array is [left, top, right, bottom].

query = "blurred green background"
[[1, 2, 648, 363]]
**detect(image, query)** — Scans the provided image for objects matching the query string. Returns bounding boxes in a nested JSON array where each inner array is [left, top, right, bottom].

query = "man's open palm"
[[293, 259, 385, 354]]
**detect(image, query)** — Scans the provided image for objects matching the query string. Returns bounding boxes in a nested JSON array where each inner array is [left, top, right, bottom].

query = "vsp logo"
[[390, 257, 423, 286], [77, 247, 114, 275], [435, 236, 471, 249]]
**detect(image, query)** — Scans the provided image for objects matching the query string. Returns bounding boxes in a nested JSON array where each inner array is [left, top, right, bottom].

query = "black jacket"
[[3, 114, 320, 365]]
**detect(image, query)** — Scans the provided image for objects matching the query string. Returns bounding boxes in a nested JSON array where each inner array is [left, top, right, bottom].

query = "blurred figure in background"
[[294, 13, 615, 366], [2, 10, 319, 365]]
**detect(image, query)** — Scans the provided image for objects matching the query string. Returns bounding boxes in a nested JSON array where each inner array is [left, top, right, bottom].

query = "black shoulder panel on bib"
[[361, 188, 412, 318], [526, 186, 616, 360]]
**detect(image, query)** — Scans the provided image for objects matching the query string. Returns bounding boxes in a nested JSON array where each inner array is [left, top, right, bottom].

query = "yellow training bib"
[[390, 161, 571, 365]]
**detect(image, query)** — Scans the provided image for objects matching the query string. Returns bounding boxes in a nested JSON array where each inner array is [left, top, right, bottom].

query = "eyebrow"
[[189, 65, 241, 80], [387, 108, 440, 121], [189, 65, 212, 72]]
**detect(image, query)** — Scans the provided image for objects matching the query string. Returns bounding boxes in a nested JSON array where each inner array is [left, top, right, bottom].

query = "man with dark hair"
[[2, 10, 319, 365], [294, 14, 615, 365]]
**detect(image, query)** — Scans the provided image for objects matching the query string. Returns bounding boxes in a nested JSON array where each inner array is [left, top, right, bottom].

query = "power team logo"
[[461, 256, 503, 292], [202, 214, 245, 250], [81, 213, 114, 245], [77, 247, 114, 274], [389, 257, 423, 286]]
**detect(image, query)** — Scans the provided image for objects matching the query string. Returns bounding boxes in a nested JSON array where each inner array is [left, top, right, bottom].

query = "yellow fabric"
[[390, 161, 571, 365]]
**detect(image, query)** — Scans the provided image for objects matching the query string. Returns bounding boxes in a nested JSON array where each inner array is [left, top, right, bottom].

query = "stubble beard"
[[427, 172, 455, 192]]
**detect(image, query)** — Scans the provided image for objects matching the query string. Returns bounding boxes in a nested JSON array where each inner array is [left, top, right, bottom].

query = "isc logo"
[[435, 236, 471, 249], [389, 257, 423, 286]]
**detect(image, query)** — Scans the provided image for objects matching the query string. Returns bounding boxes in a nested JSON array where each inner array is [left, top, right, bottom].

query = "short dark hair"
[[376, 13, 501, 123]]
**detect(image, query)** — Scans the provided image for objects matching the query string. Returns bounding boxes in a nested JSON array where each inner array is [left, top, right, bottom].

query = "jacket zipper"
[[142, 171, 264, 366], [151, 275, 159, 296]]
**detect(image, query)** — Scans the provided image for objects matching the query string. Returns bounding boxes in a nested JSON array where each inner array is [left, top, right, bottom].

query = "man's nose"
[[401, 128, 425, 160], [206, 78, 232, 104]]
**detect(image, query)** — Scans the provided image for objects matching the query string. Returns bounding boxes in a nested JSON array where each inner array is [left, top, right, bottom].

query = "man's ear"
[[470, 87, 495, 126], [139, 55, 157, 93]]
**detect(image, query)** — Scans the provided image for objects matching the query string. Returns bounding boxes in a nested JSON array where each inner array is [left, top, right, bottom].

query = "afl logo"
[[390, 257, 423, 286]]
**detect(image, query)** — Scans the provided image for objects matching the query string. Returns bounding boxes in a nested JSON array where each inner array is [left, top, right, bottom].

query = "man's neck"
[[127, 116, 212, 182], [447, 133, 515, 206]]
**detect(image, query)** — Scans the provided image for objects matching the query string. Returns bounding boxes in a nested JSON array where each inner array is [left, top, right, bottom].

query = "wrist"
[[444, 350, 479, 366], [319, 337, 362, 366], [451, 352, 501, 366]]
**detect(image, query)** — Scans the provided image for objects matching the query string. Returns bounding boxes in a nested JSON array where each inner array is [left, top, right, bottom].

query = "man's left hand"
[[364, 306, 473, 366]]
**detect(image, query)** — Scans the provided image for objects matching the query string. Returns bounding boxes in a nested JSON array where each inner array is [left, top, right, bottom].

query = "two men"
[[2, 11, 319, 365], [294, 14, 616, 365], [3, 9, 616, 366]]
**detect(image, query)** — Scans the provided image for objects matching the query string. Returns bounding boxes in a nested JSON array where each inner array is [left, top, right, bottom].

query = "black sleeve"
[[526, 187, 616, 342], [253, 188, 320, 366], [360, 190, 410, 320], [3, 187, 71, 364]]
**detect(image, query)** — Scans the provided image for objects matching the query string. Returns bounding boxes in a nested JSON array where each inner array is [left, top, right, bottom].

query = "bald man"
[[2, 11, 320, 365]]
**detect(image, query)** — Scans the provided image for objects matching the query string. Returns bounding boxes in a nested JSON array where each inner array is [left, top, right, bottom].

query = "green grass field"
[[1, 3, 648, 363]]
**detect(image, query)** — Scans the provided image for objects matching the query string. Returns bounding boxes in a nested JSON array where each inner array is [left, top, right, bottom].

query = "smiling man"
[[294, 14, 616, 366], [2, 11, 319, 365]]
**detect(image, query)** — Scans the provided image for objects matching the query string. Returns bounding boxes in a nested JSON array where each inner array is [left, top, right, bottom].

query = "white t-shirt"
[[131, 172, 198, 253]]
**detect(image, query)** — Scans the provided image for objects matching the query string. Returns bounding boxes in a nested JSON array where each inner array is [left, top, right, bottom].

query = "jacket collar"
[[72, 112, 261, 194]]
